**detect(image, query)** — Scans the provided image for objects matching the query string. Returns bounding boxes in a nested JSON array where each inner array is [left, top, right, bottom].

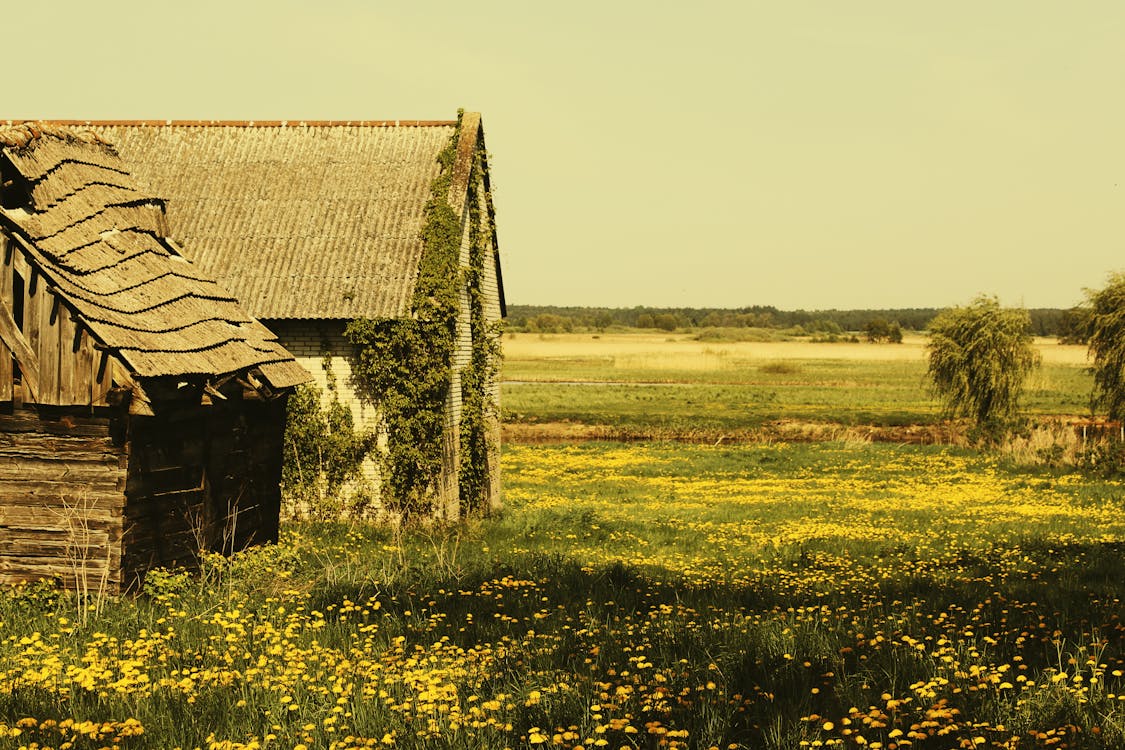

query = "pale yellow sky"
[[7, 1, 1125, 309]]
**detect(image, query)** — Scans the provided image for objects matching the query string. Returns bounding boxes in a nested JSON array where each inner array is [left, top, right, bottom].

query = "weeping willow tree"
[[927, 296, 1040, 442], [1082, 272, 1125, 421]]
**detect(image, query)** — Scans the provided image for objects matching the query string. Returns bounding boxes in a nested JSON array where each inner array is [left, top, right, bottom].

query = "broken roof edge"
[[5, 119, 458, 128], [1, 220, 310, 391]]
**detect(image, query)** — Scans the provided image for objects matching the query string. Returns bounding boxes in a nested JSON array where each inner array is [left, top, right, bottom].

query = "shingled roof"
[[63, 119, 481, 320], [0, 123, 309, 388]]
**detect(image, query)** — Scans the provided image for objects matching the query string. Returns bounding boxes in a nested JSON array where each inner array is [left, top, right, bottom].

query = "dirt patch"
[[502, 419, 970, 446]]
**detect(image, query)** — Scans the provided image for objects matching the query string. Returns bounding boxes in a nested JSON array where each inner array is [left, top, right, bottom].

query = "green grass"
[[503, 359, 1092, 431], [502, 351, 918, 384], [2, 442, 1123, 749], [0, 335, 1116, 748]]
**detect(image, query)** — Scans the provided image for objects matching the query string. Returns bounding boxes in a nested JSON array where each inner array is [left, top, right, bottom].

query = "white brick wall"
[[266, 320, 382, 497]]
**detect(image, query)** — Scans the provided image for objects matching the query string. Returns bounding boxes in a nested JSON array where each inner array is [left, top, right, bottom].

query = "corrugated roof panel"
[[87, 123, 456, 319]]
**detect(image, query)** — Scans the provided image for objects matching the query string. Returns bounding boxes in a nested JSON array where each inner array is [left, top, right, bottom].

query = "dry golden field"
[[503, 332, 1089, 367], [501, 332, 1094, 438]]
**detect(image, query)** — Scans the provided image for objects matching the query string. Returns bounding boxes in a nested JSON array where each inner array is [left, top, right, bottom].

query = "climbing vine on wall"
[[345, 115, 463, 517], [281, 383, 374, 519], [458, 146, 502, 514]]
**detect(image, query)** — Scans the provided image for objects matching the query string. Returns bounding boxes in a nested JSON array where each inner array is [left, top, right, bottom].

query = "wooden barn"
[[0, 123, 309, 591], [72, 112, 506, 519]]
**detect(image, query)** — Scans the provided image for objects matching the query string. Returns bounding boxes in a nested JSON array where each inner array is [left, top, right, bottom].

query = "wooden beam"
[[96, 349, 109, 384], [0, 297, 38, 401], [0, 239, 11, 402]]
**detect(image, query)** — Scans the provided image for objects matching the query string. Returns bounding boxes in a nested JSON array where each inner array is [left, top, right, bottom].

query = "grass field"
[[502, 333, 1094, 436], [2, 443, 1123, 749], [2, 330, 1123, 749]]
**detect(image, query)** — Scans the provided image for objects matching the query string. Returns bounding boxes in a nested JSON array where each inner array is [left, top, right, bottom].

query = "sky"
[[6, 1, 1125, 310]]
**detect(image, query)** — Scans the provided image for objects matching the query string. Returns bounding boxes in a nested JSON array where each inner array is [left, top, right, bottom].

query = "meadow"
[[2, 331, 1124, 749], [502, 333, 1093, 437]]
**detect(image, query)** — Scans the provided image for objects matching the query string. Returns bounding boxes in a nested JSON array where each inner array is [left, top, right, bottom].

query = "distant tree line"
[[506, 305, 1082, 337]]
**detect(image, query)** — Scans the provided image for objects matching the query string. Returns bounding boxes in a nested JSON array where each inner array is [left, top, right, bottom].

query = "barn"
[[0, 123, 309, 592], [76, 112, 505, 520]]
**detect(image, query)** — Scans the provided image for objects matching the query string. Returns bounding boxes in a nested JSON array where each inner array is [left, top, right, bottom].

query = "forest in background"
[[506, 304, 1082, 338]]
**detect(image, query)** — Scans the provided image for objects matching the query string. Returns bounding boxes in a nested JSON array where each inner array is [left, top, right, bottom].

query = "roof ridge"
[[7, 119, 459, 128]]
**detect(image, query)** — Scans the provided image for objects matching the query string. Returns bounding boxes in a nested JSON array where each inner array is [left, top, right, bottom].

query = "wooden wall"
[[0, 409, 127, 590], [120, 388, 286, 589], [0, 243, 289, 593], [0, 237, 112, 408], [0, 392, 287, 593], [263, 319, 382, 493]]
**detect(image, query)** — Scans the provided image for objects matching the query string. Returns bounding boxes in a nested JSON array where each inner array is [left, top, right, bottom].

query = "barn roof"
[[0, 123, 309, 388], [35, 117, 497, 321]]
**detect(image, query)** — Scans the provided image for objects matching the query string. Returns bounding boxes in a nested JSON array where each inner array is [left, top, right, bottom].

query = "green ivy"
[[345, 115, 464, 517], [345, 112, 501, 518], [282, 383, 375, 519], [458, 145, 502, 513]]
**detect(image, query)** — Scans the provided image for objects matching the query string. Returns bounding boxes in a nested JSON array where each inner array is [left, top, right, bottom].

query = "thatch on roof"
[[80, 122, 461, 320], [0, 123, 308, 388]]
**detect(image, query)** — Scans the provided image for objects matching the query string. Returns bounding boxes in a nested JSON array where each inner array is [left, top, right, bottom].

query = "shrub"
[[927, 296, 1040, 442], [1080, 273, 1125, 420], [865, 318, 903, 343]]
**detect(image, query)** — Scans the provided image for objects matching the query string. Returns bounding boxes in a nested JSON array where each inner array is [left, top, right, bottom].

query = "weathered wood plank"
[[23, 264, 41, 403], [0, 429, 116, 445], [0, 558, 118, 579], [0, 510, 121, 531], [0, 286, 39, 402], [57, 311, 78, 405], [10, 251, 30, 293], [0, 444, 122, 463], [0, 452, 122, 470], [0, 478, 123, 499], [0, 537, 113, 558], [33, 285, 58, 405], [0, 432, 118, 452], [0, 465, 122, 490], [0, 408, 113, 437], [0, 485, 122, 505], [0, 496, 121, 517], [0, 516, 120, 534], [0, 447, 122, 468], [0, 346, 11, 404], [0, 239, 13, 402], [0, 456, 124, 482]]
